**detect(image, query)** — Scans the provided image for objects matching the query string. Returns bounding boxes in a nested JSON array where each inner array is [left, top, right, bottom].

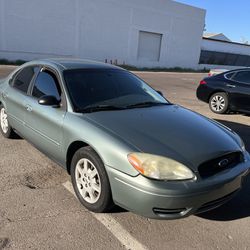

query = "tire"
[[70, 146, 114, 213], [0, 104, 15, 138], [209, 92, 229, 114]]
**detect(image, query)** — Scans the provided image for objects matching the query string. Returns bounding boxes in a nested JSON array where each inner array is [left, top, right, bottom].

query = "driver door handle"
[[226, 84, 236, 88], [25, 104, 33, 112]]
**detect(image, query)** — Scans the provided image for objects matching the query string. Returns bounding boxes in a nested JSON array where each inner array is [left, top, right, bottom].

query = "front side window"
[[32, 70, 61, 100], [13, 66, 39, 93], [63, 69, 168, 111], [232, 71, 250, 84]]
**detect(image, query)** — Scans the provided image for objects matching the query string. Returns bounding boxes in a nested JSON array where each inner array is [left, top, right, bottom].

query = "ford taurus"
[[0, 59, 249, 219]]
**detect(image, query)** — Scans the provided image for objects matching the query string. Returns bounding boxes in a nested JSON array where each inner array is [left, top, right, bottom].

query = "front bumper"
[[106, 161, 250, 220]]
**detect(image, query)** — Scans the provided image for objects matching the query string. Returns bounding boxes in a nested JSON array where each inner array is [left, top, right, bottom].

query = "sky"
[[176, 0, 250, 43]]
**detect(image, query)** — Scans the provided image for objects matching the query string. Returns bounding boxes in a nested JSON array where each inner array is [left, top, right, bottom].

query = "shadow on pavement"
[[198, 119, 250, 221], [111, 206, 128, 214]]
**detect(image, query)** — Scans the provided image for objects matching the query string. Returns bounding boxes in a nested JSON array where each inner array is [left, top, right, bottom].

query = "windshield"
[[63, 69, 169, 112]]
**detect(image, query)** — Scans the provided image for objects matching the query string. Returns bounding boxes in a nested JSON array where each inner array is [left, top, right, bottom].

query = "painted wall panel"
[[0, 0, 205, 68]]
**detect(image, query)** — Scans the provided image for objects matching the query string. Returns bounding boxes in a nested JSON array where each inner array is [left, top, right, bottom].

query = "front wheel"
[[209, 92, 229, 114], [70, 147, 114, 213], [0, 105, 15, 138]]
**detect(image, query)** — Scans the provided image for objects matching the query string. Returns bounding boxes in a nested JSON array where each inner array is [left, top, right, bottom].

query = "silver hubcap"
[[75, 158, 101, 204], [211, 95, 225, 112], [0, 108, 9, 134]]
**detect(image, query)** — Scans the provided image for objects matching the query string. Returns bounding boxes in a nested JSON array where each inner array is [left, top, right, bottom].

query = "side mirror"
[[38, 95, 61, 108], [156, 90, 164, 97]]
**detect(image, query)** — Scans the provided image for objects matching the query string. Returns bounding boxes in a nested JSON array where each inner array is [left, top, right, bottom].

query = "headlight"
[[128, 153, 195, 181]]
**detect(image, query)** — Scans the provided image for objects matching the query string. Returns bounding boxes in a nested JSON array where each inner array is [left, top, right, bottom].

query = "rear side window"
[[232, 71, 250, 84], [32, 70, 61, 100], [13, 66, 39, 93], [224, 72, 235, 79]]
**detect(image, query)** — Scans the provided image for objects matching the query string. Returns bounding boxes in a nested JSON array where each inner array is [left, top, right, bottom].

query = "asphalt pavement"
[[0, 66, 250, 250]]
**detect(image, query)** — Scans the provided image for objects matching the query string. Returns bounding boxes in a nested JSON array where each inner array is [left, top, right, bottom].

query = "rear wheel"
[[0, 105, 15, 138], [71, 147, 114, 212], [209, 92, 229, 114]]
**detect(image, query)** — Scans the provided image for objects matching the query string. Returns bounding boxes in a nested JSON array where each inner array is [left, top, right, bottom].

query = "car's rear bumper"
[[106, 161, 250, 220], [196, 85, 213, 103]]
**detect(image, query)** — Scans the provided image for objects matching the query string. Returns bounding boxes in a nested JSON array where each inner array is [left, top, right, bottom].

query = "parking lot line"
[[181, 78, 195, 81], [63, 181, 148, 250]]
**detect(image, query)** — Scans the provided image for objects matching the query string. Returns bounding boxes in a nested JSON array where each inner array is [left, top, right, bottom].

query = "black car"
[[196, 68, 250, 114]]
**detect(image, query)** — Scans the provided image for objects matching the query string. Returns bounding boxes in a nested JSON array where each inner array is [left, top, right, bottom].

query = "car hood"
[[84, 105, 241, 172]]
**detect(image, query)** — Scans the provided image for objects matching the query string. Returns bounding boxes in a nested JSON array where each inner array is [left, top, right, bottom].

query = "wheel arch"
[[66, 140, 105, 175], [208, 90, 229, 103], [0, 100, 7, 109], [66, 141, 89, 174]]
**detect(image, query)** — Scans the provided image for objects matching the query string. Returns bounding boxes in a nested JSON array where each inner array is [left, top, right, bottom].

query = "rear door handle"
[[25, 105, 33, 112], [2, 92, 8, 99], [226, 84, 236, 88]]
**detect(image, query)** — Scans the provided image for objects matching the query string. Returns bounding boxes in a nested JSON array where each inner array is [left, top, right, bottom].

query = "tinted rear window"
[[13, 66, 39, 93], [224, 72, 235, 79], [232, 71, 250, 84]]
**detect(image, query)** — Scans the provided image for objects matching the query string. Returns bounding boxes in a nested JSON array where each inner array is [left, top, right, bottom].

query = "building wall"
[[199, 38, 250, 70], [0, 0, 205, 68], [201, 39, 250, 55]]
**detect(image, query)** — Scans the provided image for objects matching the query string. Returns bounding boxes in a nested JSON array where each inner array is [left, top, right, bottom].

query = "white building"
[[203, 33, 232, 42], [0, 0, 206, 68], [199, 35, 250, 70]]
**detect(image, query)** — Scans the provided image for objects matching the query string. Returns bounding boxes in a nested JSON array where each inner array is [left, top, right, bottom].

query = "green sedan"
[[0, 59, 249, 219]]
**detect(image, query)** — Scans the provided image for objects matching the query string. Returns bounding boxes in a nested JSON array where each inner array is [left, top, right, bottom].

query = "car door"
[[229, 70, 250, 111], [2, 65, 39, 136], [24, 67, 67, 162]]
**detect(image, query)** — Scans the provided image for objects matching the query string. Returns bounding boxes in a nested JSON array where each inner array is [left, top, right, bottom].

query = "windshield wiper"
[[77, 102, 171, 113], [126, 101, 171, 109], [77, 105, 125, 113]]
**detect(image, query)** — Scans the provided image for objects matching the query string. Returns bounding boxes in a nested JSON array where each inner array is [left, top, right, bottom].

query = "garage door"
[[138, 31, 162, 62]]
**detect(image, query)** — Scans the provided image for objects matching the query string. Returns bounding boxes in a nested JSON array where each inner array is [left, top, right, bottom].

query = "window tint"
[[32, 71, 61, 100], [63, 69, 167, 111], [235, 55, 248, 66], [224, 72, 235, 79], [13, 66, 39, 93], [199, 50, 250, 67], [232, 71, 250, 84]]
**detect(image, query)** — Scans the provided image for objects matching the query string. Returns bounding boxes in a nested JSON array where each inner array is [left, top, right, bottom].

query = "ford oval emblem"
[[218, 159, 229, 167]]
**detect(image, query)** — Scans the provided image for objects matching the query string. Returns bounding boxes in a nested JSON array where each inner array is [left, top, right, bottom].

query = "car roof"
[[28, 58, 124, 71], [211, 67, 250, 78], [225, 67, 250, 74]]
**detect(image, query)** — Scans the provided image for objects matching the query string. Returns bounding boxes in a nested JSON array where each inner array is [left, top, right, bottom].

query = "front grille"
[[198, 152, 243, 178]]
